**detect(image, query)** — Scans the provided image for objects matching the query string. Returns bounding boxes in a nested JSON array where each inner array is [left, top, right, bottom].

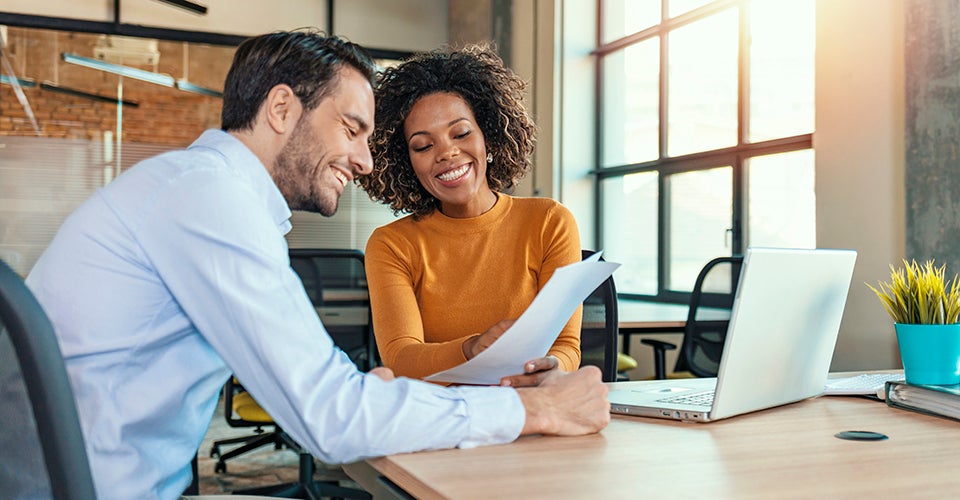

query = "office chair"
[[213, 378, 368, 499], [0, 259, 285, 499], [0, 259, 97, 500], [642, 255, 743, 379], [208, 377, 293, 474], [579, 250, 625, 382], [210, 249, 373, 498], [289, 248, 376, 371]]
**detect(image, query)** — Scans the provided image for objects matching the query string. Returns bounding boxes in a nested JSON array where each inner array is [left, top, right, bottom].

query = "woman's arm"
[[540, 202, 584, 371]]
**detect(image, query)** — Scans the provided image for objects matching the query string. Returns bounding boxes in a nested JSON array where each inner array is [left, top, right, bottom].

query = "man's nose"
[[353, 144, 373, 175]]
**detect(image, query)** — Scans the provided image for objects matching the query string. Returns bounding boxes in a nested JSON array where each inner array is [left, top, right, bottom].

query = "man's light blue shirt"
[[25, 129, 525, 499]]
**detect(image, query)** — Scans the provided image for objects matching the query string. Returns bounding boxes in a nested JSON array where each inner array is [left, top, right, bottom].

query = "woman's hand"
[[462, 319, 516, 359], [500, 355, 560, 387]]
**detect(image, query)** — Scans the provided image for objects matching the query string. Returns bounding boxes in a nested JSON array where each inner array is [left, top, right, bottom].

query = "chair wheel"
[[215, 461, 226, 474]]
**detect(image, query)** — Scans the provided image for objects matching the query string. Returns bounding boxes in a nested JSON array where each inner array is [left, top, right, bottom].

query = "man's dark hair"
[[221, 29, 376, 131]]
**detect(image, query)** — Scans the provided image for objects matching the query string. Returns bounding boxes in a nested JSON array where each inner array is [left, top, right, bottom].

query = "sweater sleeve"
[[365, 227, 473, 380], [539, 202, 583, 371]]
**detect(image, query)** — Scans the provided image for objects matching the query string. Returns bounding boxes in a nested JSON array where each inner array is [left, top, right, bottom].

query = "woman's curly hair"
[[357, 43, 536, 218]]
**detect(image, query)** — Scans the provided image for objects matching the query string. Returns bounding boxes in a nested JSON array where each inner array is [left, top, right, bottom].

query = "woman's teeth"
[[437, 164, 469, 182]]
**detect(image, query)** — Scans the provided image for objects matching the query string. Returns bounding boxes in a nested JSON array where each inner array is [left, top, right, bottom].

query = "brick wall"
[[1, 27, 230, 147], [0, 84, 221, 145]]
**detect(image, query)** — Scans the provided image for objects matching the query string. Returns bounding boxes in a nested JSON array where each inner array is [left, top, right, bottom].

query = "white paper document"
[[424, 252, 621, 385]]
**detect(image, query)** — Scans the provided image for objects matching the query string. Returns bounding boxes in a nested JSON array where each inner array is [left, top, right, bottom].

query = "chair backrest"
[[676, 255, 744, 377], [0, 259, 97, 499], [579, 250, 619, 382], [289, 248, 377, 371]]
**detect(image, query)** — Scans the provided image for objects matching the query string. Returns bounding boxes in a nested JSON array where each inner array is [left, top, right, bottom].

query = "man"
[[25, 30, 609, 498]]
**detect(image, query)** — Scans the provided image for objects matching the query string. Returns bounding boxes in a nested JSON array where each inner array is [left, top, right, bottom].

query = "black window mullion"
[[657, 0, 670, 301]]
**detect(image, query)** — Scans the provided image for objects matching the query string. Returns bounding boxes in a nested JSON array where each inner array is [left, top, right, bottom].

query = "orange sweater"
[[365, 195, 582, 380]]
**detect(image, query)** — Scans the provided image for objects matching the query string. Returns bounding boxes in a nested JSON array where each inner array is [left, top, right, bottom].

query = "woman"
[[359, 44, 582, 386]]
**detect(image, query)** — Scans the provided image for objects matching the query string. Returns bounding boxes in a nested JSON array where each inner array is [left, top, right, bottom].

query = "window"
[[596, 0, 815, 301]]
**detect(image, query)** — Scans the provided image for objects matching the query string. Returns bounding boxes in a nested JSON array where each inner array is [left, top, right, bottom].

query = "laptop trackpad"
[[634, 386, 698, 394]]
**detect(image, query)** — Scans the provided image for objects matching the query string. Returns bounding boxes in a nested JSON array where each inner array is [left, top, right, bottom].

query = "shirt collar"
[[188, 129, 293, 235]]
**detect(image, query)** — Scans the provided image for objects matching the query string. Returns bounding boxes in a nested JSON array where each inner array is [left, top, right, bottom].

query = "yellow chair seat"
[[617, 352, 638, 372], [233, 392, 273, 423]]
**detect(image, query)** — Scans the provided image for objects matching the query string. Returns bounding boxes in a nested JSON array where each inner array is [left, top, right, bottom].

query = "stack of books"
[[885, 381, 960, 422]]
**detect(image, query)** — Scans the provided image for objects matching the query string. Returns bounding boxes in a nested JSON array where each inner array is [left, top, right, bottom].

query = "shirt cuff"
[[454, 386, 525, 449]]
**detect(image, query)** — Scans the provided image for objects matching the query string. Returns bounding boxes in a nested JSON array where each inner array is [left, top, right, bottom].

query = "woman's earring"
[[486, 153, 493, 163]]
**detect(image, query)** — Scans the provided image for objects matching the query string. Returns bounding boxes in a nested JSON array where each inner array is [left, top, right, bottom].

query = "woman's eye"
[[454, 130, 471, 139], [411, 144, 431, 153]]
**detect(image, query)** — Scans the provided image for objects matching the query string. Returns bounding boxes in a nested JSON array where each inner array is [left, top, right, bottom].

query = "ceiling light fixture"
[[175, 79, 222, 98], [62, 52, 175, 87], [0, 74, 37, 87], [153, 0, 208, 15]]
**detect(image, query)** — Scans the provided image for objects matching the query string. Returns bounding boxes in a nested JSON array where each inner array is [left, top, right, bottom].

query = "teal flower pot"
[[895, 323, 960, 385]]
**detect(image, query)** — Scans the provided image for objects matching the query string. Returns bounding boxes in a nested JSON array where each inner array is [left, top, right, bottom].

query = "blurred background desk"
[[617, 300, 730, 355], [344, 391, 960, 498], [617, 300, 689, 333]]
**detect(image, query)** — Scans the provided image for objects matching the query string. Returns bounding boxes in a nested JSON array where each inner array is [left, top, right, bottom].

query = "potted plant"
[[867, 259, 960, 385]]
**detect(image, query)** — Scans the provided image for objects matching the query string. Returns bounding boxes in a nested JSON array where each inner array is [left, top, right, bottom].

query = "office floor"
[[197, 396, 356, 495]]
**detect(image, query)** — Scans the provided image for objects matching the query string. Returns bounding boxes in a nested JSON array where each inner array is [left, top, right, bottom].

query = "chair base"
[[230, 452, 370, 500], [211, 428, 286, 473]]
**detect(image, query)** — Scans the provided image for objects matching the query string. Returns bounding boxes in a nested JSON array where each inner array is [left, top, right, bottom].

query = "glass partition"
[[0, 25, 398, 276], [1, 27, 230, 275]]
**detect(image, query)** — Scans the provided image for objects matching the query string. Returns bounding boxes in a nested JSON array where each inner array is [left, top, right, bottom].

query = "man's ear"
[[263, 84, 302, 135]]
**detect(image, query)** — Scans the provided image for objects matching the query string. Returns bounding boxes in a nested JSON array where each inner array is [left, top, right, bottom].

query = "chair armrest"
[[640, 339, 677, 380], [640, 339, 677, 351]]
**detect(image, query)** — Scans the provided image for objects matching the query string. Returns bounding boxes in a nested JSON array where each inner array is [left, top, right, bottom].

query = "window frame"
[[593, 0, 813, 304]]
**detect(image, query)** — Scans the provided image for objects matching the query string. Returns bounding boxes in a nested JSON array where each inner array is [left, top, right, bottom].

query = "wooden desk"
[[344, 393, 960, 498]]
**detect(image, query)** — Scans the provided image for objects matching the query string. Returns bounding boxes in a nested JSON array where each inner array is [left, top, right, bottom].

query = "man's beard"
[[273, 118, 339, 216]]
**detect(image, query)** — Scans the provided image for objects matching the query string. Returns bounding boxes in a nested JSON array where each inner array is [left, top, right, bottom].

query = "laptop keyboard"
[[656, 390, 715, 407]]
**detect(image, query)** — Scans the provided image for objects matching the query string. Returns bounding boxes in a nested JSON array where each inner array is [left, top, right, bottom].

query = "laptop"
[[608, 247, 858, 422]]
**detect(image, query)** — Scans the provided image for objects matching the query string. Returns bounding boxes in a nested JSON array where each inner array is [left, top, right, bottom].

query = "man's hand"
[[515, 366, 610, 436], [368, 366, 395, 381], [500, 356, 560, 387], [462, 319, 516, 359]]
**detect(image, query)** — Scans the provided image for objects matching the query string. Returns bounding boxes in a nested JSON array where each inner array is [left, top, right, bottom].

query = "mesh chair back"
[[676, 256, 743, 377], [579, 250, 619, 382], [0, 259, 97, 500], [289, 248, 376, 370]]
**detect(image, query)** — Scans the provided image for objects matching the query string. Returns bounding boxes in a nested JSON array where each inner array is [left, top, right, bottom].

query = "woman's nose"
[[436, 142, 459, 162]]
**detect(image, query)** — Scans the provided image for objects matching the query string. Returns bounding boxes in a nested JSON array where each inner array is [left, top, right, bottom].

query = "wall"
[[1, 0, 447, 53], [0, 30, 226, 144], [905, 1, 960, 271], [2, 0, 327, 36], [815, 0, 905, 371], [335, 0, 447, 52]]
